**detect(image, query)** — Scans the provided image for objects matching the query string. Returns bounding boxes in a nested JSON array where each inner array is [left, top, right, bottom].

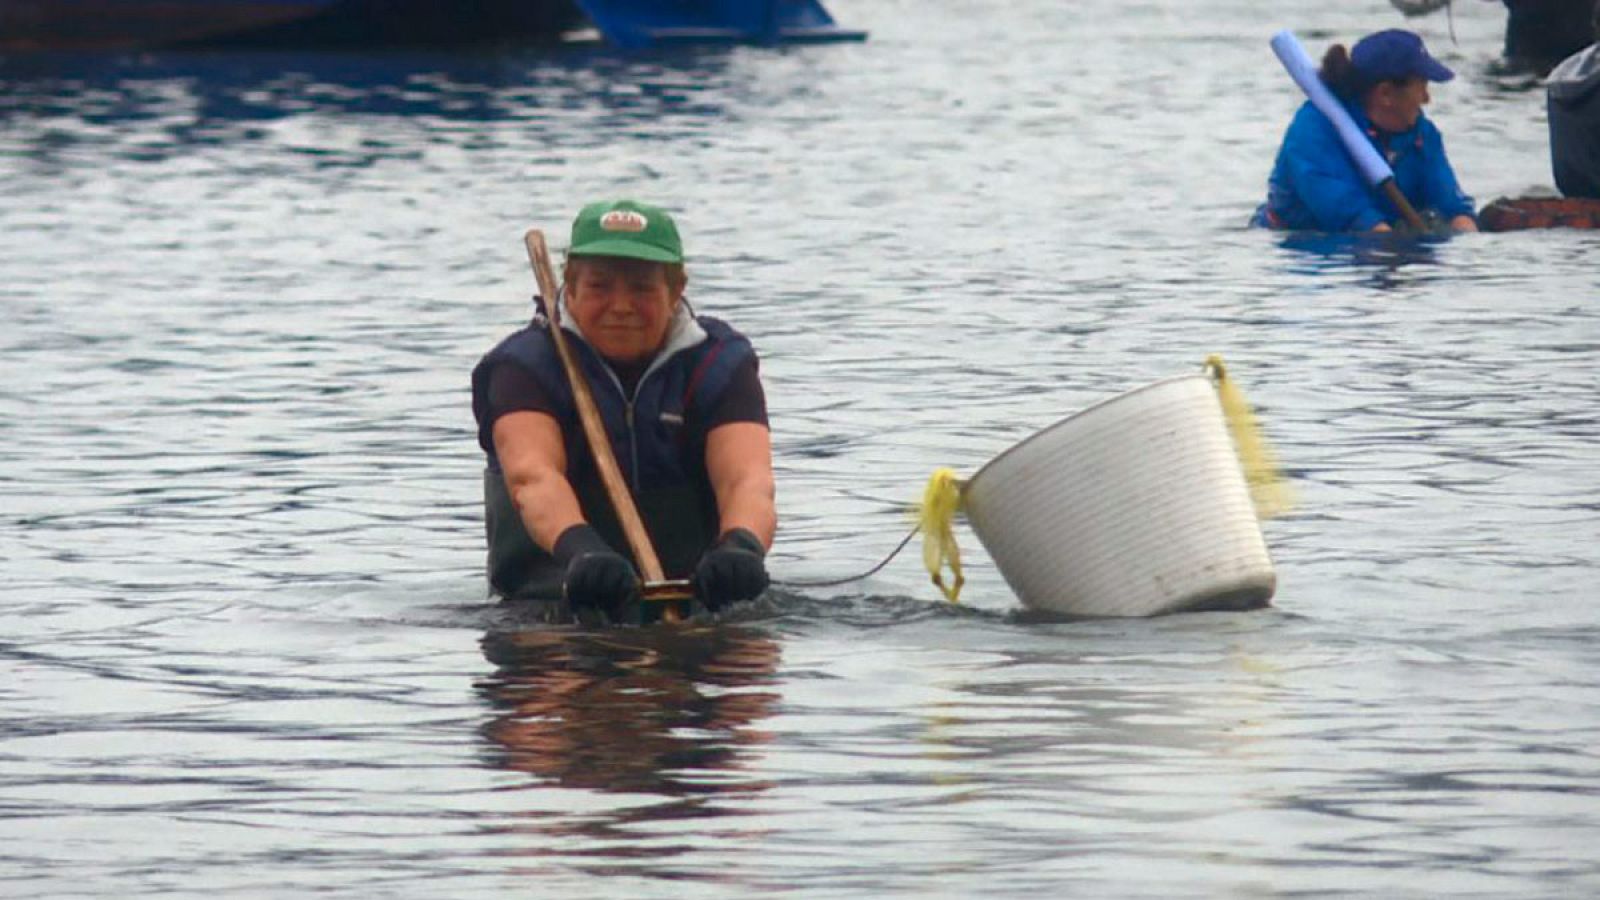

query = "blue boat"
[[0, 0, 865, 52]]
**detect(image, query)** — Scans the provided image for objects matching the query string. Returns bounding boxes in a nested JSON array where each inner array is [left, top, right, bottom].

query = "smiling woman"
[[470, 201, 777, 627], [564, 255, 687, 366]]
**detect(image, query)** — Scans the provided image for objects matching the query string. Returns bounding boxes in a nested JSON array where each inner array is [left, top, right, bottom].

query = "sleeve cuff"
[[718, 527, 767, 557]]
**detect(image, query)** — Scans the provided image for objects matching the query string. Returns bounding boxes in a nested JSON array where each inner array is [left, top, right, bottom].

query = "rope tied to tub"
[[784, 358, 1289, 602], [783, 469, 965, 600]]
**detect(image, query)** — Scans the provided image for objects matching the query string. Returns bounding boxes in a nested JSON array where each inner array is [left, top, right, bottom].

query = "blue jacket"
[[471, 304, 756, 600], [1254, 99, 1475, 231]]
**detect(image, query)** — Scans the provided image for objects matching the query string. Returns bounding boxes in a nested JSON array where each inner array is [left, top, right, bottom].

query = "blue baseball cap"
[[1351, 29, 1455, 83]]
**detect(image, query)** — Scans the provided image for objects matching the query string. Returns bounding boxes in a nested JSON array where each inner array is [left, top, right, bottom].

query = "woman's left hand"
[[692, 528, 769, 611]]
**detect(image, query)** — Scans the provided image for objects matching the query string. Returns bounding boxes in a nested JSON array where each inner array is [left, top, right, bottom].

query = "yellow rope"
[[1205, 355, 1294, 519], [918, 468, 965, 602]]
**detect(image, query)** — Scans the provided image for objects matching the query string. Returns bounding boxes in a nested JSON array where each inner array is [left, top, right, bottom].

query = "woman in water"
[[1255, 29, 1478, 232]]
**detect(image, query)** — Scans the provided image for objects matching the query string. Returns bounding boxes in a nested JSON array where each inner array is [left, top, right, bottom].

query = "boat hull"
[[0, 0, 587, 51], [1, 2, 325, 51]]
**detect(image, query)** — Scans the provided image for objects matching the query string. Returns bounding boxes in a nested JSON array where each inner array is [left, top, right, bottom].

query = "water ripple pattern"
[[2, 0, 1598, 896]]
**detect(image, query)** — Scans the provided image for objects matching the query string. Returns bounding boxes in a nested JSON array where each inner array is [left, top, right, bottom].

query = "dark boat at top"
[[0, 0, 866, 52]]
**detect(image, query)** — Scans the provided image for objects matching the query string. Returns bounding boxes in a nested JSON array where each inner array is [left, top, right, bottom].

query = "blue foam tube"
[[1270, 29, 1394, 188]]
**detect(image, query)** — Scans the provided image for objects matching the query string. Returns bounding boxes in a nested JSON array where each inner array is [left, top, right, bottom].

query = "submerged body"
[[1255, 99, 1475, 231], [472, 305, 762, 604]]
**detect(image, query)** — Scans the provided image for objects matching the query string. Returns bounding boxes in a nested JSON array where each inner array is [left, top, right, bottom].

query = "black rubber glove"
[[691, 528, 769, 613], [553, 524, 640, 625]]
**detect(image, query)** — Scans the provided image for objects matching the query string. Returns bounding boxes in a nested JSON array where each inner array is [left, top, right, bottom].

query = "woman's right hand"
[[555, 524, 641, 624]]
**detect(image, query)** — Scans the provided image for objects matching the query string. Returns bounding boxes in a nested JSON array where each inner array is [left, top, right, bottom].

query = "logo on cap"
[[599, 210, 648, 233]]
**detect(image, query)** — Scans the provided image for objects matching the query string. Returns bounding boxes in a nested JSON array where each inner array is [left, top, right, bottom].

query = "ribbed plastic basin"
[[963, 374, 1276, 618]]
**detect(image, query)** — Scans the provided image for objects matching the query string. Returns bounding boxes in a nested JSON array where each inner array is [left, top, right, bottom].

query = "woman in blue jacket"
[[1255, 30, 1478, 233]]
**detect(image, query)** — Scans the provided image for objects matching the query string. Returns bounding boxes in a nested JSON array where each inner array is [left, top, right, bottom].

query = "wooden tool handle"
[[1381, 178, 1428, 232], [523, 229, 670, 584]]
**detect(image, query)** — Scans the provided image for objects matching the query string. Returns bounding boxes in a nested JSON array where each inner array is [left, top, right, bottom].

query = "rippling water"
[[3, 0, 1599, 896]]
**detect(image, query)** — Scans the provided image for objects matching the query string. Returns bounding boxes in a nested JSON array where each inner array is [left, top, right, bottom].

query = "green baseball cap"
[[567, 199, 683, 263]]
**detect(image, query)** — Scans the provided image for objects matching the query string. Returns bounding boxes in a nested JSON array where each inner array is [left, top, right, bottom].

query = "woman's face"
[[1367, 77, 1430, 132], [565, 256, 683, 365]]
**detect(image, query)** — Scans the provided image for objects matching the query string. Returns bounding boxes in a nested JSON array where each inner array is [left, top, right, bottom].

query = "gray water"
[[3, 0, 1599, 896]]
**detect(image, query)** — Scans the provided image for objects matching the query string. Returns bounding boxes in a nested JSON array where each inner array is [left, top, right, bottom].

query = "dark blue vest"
[[471, 310, 755, 600]]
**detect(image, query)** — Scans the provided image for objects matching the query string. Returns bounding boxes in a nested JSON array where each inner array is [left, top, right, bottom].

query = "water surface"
[[2, 1, 1598, 896]]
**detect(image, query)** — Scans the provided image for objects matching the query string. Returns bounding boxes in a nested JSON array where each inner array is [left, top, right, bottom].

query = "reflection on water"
[[477, 624, 780, 796], [0, 45, 745, 118], [0, 45, 747, 175], [1273, 230, 1447, 285]]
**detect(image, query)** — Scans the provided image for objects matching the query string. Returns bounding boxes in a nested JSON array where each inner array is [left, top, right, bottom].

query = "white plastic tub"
[[962, 374, 1276, 617]]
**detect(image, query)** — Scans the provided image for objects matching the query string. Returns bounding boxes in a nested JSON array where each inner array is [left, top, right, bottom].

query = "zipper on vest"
[[624, 400, 639, 492], [572, 340, 634, 490], [623, 350, 692, 494], [561, 314, 706, 494]]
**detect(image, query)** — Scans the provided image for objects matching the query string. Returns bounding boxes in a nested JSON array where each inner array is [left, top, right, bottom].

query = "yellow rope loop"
[[918, 468, 966, 603], [1205, 355, 1295, 519]]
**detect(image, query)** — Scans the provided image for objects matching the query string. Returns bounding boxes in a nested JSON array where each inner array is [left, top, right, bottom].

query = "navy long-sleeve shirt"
[[1254, 99, 1475, 231]]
